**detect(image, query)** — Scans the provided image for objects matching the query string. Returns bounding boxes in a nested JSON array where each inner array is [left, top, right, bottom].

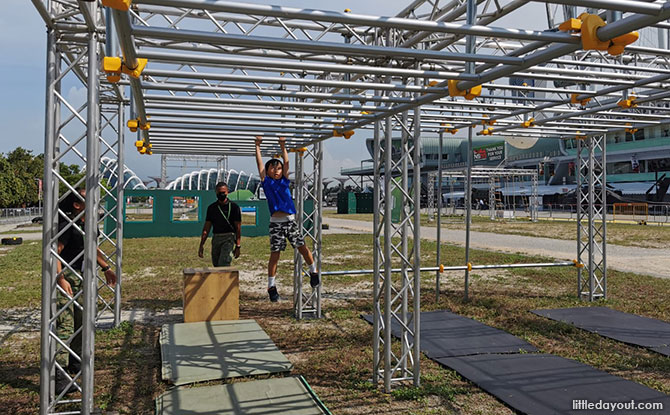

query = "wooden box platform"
[[182, 267, 239, 322]]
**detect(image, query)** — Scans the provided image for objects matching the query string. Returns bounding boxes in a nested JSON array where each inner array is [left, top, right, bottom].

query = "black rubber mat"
[[532, 307, 670, 357], [362, 310, 537, 358], [437, 353, 670, 415]]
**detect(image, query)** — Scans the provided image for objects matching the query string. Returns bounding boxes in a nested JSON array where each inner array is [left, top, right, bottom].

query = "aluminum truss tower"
[[373, 55, 423, 391], [293, 144, 323, 319], [576, 135, 607, 301]]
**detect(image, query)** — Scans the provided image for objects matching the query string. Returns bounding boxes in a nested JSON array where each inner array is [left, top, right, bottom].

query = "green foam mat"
[[155, 376, 330, 415], [160, 320, 293, 385]]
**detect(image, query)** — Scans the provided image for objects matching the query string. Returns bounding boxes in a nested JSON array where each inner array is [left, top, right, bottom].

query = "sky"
[[0, 0, 542, 187]]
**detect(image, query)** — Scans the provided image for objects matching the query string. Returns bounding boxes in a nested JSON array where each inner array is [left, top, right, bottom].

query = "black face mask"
[[217, 193, 228, 201]]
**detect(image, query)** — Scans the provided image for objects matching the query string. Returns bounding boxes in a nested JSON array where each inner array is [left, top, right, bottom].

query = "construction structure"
[[30, 0, 670, 413]]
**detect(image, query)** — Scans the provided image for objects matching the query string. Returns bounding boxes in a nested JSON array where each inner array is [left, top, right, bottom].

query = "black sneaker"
[[268, 286, 280, 302], [309, 271, 320, 288], [55, 371, 78, 395]]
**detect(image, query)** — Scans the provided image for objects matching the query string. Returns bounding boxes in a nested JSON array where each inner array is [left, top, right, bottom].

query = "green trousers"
[[211, 233, 236, 267], [56, 270, 83, 369]]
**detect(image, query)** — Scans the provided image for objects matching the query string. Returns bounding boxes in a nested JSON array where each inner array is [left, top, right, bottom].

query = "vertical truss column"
[[81, 30, 101, 415], [372, 115, 382, 384], [293, 145, 323, 319], [489, 176, 496, 221], [373, 51, 422, 390], [114, 101, 125, 326], [40, 19, 106, 413], [531, 172, 539, 222], [427, 173, 435, 222], [97, 102, 122, 329], [576, 135, 607, 301], [40, 25, 60, 415]]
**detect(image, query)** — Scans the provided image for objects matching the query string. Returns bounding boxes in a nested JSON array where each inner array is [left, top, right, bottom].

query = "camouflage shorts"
[[269, 219, 304, 252]]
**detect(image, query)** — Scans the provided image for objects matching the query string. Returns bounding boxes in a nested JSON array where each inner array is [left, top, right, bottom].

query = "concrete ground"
[[322, 216, 670, 280]]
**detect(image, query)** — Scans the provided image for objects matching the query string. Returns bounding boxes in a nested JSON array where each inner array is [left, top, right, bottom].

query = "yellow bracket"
[[101, 0, 132, 12], [288, 147, 307, 154], [439, 264, 444, 273], [441, 124, 459, 134], [559, 13, 638, 55], [361, 111, 371, 115], [102, 56, 148, 81], [625, 123, 638, 134], [127, 118, 150, 132], [574, 131, 587, 140], [481, 116, 496, 126], [448, 80, 481, 101], [134, 140, 144, 149], [333, 125, 355, 139], [571, 93, 591, 106], [467, 262, 473, 272], [558, 18, 582, 32], [521, 118, 535, 128], [102, 56, 122, 83], [121, 58, 148, 79], [572, 259, 585, 269], [479, 127, 493, 136], [617, 95, 637, 109], [608, 32, 639, 56]]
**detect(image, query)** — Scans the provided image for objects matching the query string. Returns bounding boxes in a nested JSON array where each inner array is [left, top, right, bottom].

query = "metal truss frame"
[[576, 135, 607, 301], [30, 0, 670, 408], [293, 144, 323, 319]]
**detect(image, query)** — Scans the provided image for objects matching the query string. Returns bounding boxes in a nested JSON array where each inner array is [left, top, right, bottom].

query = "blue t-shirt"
[[262, 176, 296, 215]]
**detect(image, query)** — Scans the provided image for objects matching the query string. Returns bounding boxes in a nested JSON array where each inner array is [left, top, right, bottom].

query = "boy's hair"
[[264, 158, 283, 172], [215, 182, 228, 190]]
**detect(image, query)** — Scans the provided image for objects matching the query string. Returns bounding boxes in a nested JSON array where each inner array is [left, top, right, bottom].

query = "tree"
[[6, 147, 42, 206], [0, 155, 26, 208], [58, 162, 86, 194]]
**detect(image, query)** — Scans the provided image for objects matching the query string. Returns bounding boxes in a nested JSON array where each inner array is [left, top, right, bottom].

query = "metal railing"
[[0, 207, 43, 223]]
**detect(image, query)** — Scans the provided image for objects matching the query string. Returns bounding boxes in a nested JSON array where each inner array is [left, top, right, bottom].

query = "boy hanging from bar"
[[255, 136, 319, 302]]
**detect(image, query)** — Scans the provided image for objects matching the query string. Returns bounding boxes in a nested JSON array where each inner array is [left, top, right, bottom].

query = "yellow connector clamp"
[[101, 0, 132, 12], [102, 57, 122, 83], [559, 13, 638, 56], [625, 123, 638, 134], [521, 118, 535, 128], [448, 80, 482, 101], [467, 262, 473, 272], [288, 147, 307, 154], [479, 127, 493, 136], [572, 259, 585, 268], [121, 58, 148, 79], [571, 93, 591, 106], [439, 264, 444, 273], [127, 118, 150, 132], [617, 95, 637, 109]]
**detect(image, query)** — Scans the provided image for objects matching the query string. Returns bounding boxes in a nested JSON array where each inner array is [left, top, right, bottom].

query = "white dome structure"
[[166, 168, 261, 195]]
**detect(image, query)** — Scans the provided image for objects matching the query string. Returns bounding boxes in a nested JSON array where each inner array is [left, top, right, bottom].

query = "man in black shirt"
[[199, 182, 242, 266], [55, 188, 117, 394]]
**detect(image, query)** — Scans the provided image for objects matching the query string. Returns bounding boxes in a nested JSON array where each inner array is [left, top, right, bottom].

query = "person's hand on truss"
[[255, 136, 263, 146]]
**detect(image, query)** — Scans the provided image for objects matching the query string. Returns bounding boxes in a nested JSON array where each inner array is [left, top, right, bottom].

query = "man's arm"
[[279, 136, 289, 179], [96, 248, 117, 287], [233, 221, 241, 258], [56, 241, 73, 297], [199, 221, 212, 258], [255, 136, 265, 180]]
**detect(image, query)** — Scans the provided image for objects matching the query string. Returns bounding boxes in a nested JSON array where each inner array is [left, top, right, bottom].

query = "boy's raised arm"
[[255, 136, 265, 180], [279, 136, 290, 179]]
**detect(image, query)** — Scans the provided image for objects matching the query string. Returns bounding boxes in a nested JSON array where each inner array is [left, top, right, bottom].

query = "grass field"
[[322, 211, 670, 249], [1, 234, 669, 414]]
